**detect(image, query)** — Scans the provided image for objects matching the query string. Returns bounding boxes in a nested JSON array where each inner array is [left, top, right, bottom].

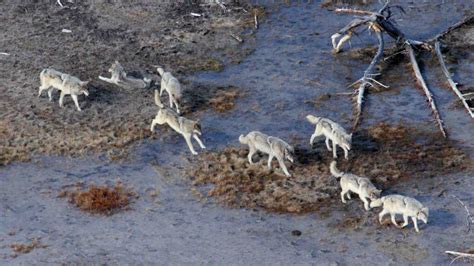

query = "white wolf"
[[306, 115, 352, 159], [98, 61, 151, 89], [150, 90, 205, 155], [330, 161, 381, 211], [239, 131, 295, 177], [370, 194, 429, 232], [38, 68, 89, 111], [157, 67, 183, 114]]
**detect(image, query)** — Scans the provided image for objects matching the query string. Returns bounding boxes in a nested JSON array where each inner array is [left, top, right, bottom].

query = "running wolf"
[[306, 115, 352, 159], [157, 67, 183, 114], [239, 131, 295, 177], [38, 68, 89, 111], [330, 161, 381, 211], [370, 194, 429, 232], [150, 90, 205, 155]]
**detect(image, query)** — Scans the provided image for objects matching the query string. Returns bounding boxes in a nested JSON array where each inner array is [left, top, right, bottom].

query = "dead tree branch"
[[450, 195, 473, 233], [445, 251, 474, 265], [428, 15, 474, 43], [329, 1, 463, 136], [406, 43, 447, 137], [353, 30, 384, 129], [434, 42, 474, 118]]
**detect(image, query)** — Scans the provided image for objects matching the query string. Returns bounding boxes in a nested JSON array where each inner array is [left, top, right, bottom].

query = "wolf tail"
[[306, 115, 321, 125], [329, 161, 343, 178], [238, 134, 247, 144], [154, 90, 164, 108]]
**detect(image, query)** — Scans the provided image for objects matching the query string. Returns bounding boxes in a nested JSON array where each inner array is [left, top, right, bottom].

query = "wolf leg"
[[360, 195, 370, 211], [412, 217, 420, 232], [277, 157, 291, 177], [38, 85, 48, 97], [310, 133, 317, 146], [173, 98, 180, 114], [344, 147, 349, 160], [184, 134, 198, 155], [340, 189, 348, 203], [332, 142, 338, 158], [378, 209, 388, 224], [59, 91, 66, 107], [48, 88, 54, 101], [325, 138, 332, 151], [401, 214, 409, 228], [248, 146, 256, 164], [71, 94, 81, 111], [267, 154, 274, 169], [391, 214, 401, 228], [193, 134, 206, 149]]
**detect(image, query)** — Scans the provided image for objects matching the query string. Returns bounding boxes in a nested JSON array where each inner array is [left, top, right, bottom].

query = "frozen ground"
[[1, 0, 474, 265]]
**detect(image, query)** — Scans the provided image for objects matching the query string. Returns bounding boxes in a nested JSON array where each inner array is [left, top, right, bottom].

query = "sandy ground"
[[1, 0, 474, 265]]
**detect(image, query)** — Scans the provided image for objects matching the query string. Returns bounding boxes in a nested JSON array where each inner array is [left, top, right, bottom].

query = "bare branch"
[[353, 31, 384, 129], [434, 41, 474, 118], [406, 43, 447, 137], [450, 195, 473, 233], [445, 251, 474, 265], [334, 8, 375, 16], [428, 15, 474, 43]]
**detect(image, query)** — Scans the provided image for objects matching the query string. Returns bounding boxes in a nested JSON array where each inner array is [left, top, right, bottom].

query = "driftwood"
[[330, 1, 473, 136], [434, 41, 474, 118], [99, 61, 151, 90], [406, 44, 446, 137], [445, 251, 474, 265]]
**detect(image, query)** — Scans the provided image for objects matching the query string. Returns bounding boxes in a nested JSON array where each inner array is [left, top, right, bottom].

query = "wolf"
[[150, 90, 205, 155], [38, 68, 89, 111], [330, 161, 381, 211], [157, 67, 183, 114], [370, 194, 429, 232], [306, 115, 352, 160], [239, 131, 295, 177], [98, 61, 151, 89]]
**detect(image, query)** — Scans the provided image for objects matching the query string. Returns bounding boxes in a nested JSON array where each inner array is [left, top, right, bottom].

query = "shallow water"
[[1, 1, 474, 264]]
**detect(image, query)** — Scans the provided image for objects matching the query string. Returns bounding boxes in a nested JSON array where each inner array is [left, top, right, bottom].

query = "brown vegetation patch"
[[9, 239, 47, 257], [59, 181, 138, 215], [187, 123, 472, 214], [183, 85, 244, 114]]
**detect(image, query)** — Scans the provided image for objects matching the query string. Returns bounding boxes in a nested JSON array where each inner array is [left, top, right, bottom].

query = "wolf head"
[[417, 207, 429, 224], [157, 67, 165, 76], [285, 145, 295, 163], [369, 197, 383, 208], [80, 81, 89, 96], [109, 60, 124, 73], [368, 188, 382, 201], [306, 114, 321, 125]]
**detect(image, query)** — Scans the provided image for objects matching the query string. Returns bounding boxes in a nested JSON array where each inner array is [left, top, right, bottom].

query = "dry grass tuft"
[[59, 181, 138, 215], [9, 238, 47, 256], [187, 123, 472, 214], [184, 85, 243, 114]]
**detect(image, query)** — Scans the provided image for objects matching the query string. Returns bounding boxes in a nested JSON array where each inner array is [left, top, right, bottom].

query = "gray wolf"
[[306, 115, 352, 159], [370, 194, 429, 232], [150, 90, 204, 155], [38, 68, 89, 111], [239, 131, 295, 177], [330, 161, 381, 211]]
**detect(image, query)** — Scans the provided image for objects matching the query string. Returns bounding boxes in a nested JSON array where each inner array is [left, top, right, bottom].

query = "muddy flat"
[[1, 1, 473, 265]]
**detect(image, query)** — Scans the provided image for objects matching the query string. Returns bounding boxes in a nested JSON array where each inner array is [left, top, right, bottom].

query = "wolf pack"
[[37, 60, 429, 232]]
